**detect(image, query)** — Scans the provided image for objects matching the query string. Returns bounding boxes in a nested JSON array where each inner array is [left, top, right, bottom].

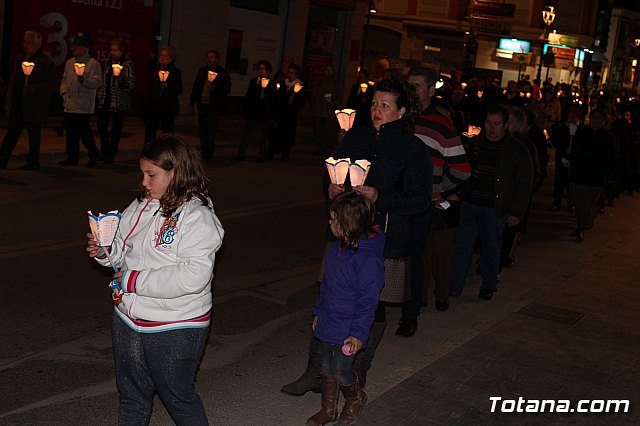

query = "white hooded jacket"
[[96, 197, 224, 332]]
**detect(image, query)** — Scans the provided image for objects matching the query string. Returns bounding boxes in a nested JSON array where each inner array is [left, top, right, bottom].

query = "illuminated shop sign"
[[498, 38, 530, 52]]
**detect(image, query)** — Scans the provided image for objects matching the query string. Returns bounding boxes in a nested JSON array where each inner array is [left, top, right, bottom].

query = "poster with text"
[[10, 0, 155, 110], [227, 7, 283, 97]]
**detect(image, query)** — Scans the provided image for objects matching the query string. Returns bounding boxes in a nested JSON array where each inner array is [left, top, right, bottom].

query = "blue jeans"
[[112, 312, 209, 426], [321, 342, 357, 386], [450, 202, 507, 295]]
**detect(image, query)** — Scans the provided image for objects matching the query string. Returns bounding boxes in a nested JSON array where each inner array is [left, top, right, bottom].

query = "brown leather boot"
[[338, 382, 367, 424], [306, 375, 339, 426]]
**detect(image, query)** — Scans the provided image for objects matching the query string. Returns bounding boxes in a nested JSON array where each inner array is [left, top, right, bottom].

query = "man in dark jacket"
[[568, 108, 616, 242], [189, 50, 231, 161], [450, 104, 533, 300], [551, 106, 581, 210], [236, 60, 276, 162], [0, 31, 56, 170]]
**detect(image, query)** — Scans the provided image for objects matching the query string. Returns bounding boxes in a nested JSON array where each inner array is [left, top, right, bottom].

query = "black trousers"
[[553, 163, 570, 207], [0, 118, 43, 166], [97, 110, 126, 162], [65, 112, 99, 162], [197, 103, 220, 161]]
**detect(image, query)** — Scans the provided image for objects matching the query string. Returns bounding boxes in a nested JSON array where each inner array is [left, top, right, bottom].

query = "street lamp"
[[536, 5, 557, 83]]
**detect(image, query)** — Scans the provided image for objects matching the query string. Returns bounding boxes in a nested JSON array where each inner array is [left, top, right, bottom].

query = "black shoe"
[[256, 158, 265, 163], [280, 374, 321, 396], [551, 205, 560, 211], [478, 289, 494, 300], [575, 232, 584, 242], [395, 319, 417, 337], [59, 159, 78, 166], [86, 159, 98, 167], [435, 299, 449, 311], [598, 207, 605, 214], [234, 155, 245, 161], [19, 163, 40, 170]]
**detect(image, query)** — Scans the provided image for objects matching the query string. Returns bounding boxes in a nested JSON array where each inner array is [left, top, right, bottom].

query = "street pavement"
[[1, 114, 639, 425]]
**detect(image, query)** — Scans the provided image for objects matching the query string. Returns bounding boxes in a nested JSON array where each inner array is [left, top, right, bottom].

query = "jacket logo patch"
[[156, 212, 180, 249]]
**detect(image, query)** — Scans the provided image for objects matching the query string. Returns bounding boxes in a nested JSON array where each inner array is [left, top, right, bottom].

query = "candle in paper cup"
[[477, 90, 483, 99], [462, 125, 482, 138], [207, 71, 218, 82], [74, 63, 86, 76], [276, 83, 281, 90], [21, 61, 35, 76], [260, 77, 270, 88], [111, 63, 123, 76], [334, 109, 356, 131], [360, 83, 368, 93], [293, 82, 303, 93], [158, 70, 170, 82], [368, 80, 375, 86]]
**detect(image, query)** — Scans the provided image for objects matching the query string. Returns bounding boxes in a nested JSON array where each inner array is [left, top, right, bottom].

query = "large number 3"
[[40, 12, 68, 67]]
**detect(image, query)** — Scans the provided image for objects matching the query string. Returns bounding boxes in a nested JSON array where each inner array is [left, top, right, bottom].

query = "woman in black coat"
[[281, 79, 432, 405]]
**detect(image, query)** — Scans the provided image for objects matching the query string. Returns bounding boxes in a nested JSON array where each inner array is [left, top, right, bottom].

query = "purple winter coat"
[[312, 229, 385, 347]]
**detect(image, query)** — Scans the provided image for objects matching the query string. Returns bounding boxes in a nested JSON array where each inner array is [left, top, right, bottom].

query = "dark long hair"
[[137, 136, 210, 216]]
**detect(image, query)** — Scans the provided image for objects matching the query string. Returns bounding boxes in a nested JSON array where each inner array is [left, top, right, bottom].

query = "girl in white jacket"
[[86, 136, 224, 425]]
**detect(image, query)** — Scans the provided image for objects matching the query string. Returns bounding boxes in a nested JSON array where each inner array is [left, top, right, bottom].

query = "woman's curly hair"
[[373, 78, 422, 129], [137, 135, 210, 216]]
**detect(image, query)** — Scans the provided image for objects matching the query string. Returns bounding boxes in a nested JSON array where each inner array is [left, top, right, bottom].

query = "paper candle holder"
[[360, 83, 368, 93], [74, 63, 86, 76], [158, 70, 170, 82], [260, 78, 270, 89], [293, 82, 303, 93], [325, 157, 351, 185], [21, 61, 35, 76], [87, 210, 121, 247], [335, 109, 357, 131], [461, 125, 482, 138], [111, 64, 123, 76], [349, 159, 371, 186], [207, 71, 218, 82]]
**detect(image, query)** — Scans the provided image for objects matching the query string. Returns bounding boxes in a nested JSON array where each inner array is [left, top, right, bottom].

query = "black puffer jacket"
[[333, 119, 432, 258]]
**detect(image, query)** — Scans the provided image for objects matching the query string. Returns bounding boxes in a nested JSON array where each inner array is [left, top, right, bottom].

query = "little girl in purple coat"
[[307, 191, 385, 426]]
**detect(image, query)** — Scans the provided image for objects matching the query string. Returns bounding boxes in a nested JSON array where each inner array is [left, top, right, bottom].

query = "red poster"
[[10, 0, 155, 110]]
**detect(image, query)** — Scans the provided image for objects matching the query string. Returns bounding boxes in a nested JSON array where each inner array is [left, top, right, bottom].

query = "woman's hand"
[[328, 183, 345, 200], [86, 233, 101, 258], [354, 185, 378, 203], [343, 336, 363, 355]]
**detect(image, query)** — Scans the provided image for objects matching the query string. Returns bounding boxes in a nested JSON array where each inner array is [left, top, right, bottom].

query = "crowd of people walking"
[[3, 29, 640, 425]]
